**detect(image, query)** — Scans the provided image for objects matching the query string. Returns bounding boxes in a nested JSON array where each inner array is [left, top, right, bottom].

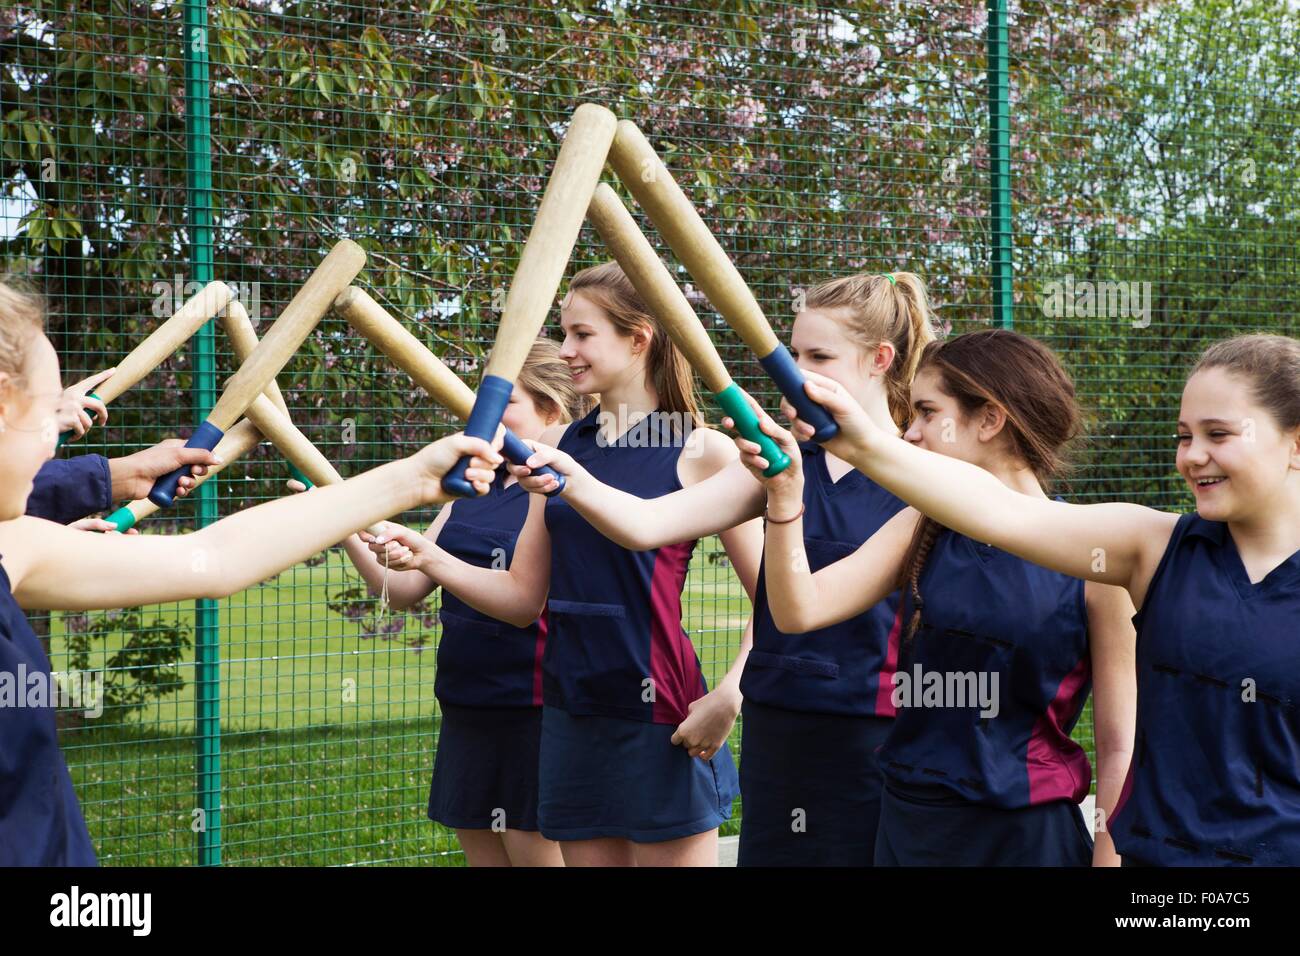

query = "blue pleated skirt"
[[537, 705, 739, 843], [427, 703, 543, 832]]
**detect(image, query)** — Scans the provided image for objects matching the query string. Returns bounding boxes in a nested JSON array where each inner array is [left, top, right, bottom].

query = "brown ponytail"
[[804, 271, 939, 428], [568, 261, 704, 430], [894, 328, 1084, 641]]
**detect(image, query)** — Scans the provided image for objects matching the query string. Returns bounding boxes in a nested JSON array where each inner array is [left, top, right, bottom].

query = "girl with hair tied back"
[[734, 328, 1138, 866]]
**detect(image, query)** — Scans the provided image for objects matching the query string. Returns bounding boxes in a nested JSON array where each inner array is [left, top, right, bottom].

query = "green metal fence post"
[[183, 0, 221, 867], [988, 0, 1013, 328]]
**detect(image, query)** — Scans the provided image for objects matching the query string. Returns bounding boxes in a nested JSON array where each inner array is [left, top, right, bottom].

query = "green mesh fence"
[[2, 0, 1296, 865]]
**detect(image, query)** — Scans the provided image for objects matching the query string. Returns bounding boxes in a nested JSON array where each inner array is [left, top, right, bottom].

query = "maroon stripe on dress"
[[532, 609, 549, 708], [1027, 656, 1093, 804], [648, 540, 698, 725], [874, 603, 905, 717]]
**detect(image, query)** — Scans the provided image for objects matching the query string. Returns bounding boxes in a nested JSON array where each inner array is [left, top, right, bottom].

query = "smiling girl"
[[771, 332, 1300, 866], [733, 329, 1137, 866], [509, 271, 935, 866], [366, 261, 760, 866]]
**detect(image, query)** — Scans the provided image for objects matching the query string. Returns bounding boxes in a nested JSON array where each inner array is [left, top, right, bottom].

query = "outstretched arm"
[[370, 489, 551, 629], [514, 444, 767, 552], [731, 405, 917, 633], [2, 434, 500, 611], [780, 371, 1180, 607]]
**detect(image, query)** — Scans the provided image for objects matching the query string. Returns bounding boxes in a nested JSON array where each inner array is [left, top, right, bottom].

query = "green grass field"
[[54, 536, 1091, 865]]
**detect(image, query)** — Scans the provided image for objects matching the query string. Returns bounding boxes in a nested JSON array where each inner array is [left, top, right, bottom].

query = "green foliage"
[[59, 609, 192, 722]]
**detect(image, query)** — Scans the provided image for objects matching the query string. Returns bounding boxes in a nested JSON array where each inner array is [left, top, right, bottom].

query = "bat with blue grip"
[[147, 240, 367, 508], [57, 281, 234, 446], [606, 121, 839, 443], [441, 103, 619, 498], [333, 287, 567, 493]]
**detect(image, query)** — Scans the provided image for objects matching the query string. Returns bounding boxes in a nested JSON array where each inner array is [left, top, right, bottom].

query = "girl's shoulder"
[[0, 516, 46, 595], [679, 423, 739, 485]]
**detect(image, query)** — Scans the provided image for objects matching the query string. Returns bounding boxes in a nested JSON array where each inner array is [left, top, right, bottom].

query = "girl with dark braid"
[[735, 329, 1138, 866]]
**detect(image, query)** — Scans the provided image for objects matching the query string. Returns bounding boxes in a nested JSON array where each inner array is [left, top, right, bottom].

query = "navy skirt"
[[427, 703, 543, 832], [537, 706, 739, 843], [737, 700, 892, 867], [874, 781, 1094, 866]]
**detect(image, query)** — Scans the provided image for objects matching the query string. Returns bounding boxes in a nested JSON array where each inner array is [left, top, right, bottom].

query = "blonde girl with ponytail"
[[502, 269, 939, 866]]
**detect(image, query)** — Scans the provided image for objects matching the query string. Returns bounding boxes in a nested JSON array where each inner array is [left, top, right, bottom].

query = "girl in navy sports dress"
[[342, 339, 587, 866], [736, 329, 1138, 866], [0, 279, 501, 866], [368, 262, 760, 866], [779, 331, 1300, 866], [513, 271, 937, 866]]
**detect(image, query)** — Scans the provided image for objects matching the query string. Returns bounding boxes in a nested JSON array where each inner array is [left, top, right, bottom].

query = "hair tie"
[[880, 273, 896, 286]]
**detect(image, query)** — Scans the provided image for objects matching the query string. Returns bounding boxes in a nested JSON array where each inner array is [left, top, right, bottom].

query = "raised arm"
[[1084, 579, 1138, 867], [1, 434, 500, 611], [729, 405, 916, 633], [781, 371, 1180, 607], [770, 504, 917, 634], [677, 426, 766, 600]]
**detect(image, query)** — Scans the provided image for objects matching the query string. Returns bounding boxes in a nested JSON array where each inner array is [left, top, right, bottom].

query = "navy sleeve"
[[25, 456, 114, 524]]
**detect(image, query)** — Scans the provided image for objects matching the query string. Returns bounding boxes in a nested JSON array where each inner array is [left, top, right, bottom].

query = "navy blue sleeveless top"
[[434, 468, 546, 709], [743, 442, 907, 717], [543, 407, 703, 725], [1110, 512, 1300, 865], [0, 556, 98, 865], [877, 527, 1092, 809]]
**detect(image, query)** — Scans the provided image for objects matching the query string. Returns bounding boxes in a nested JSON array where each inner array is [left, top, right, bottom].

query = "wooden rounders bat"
[[103, 418, 264, 531], [442, 103, 618, 497], [606, 120, 838, 442], [148, 240, 366, 507], [333, 287, 566, 493], [585, 183, 790, 476], [58, 280, 234, 446], [219, 299, 311, 489]]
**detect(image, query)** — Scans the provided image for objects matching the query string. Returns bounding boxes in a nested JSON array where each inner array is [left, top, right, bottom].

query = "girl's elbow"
[[772, 606, 812, 634], [1095, 741, 1135, 765], [506, 607, 537, 629]]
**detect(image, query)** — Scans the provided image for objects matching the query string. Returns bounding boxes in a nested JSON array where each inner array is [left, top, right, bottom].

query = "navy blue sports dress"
[[539, 407, 739, 842], [0, 555, 98, 865], [738, 442, 906, 866], [427, 467, 548, 832], [1110, 513, 1300, 866], [874, 528, 1095, 867]]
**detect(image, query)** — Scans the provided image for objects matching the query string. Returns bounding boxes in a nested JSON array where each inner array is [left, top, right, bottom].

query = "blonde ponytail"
[[804, 271, 938, 428]]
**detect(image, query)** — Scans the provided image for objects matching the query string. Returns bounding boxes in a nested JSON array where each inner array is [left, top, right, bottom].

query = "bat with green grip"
[[585, 183, 789, 475]]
